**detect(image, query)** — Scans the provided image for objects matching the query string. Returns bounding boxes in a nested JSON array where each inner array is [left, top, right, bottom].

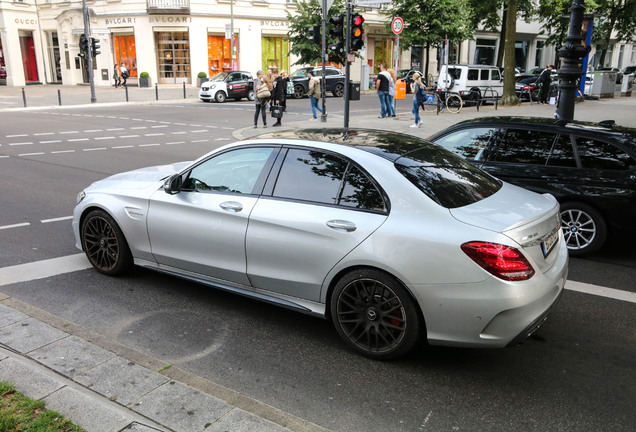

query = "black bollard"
[[58, 89, 62, 106], [22, 87, 27, 107], [183, 82, 186, 99], [155, 83, 159, 100], [125, 85, 129, 102]]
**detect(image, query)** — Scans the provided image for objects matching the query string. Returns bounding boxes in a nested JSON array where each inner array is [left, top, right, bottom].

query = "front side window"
[[492, 129, 556, 165], [433, 127, 495, 161], [184, 147, 275, 194], [491, 69, 501, 80], [575, 137, 635, 170]]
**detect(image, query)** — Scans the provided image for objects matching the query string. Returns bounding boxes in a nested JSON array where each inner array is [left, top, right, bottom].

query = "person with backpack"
[[410, 72, 425, 128], [307, 70, 323, 120]]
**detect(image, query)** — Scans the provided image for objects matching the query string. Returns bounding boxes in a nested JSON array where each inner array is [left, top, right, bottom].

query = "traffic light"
[[350, 14, 365, 52], [328, 14, 345, 56], [309, 24, 321, 45], [79, 34, 88, 58], [91, 37, 101, 57]]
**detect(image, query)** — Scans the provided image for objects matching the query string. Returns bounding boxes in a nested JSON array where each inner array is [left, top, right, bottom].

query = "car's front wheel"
[[333, 82, 345, 97], [331, 269, 422, 359], [247, 89, 255, 101], [293, 84, 305, 99], [560, 202, 607, 256], [215, 91, 227, 103], [81, 209, 132, 276]]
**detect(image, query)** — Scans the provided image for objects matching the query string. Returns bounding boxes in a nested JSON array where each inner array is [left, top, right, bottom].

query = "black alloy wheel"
[[333, 82, 345, 97], [81, 210, 132, 275], [293, 84, 305, 99], [560, 202, 607, 257], [331, 269, 421, 359]]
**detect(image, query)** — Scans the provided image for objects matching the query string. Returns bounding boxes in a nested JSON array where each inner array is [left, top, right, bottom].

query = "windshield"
[[210, 72, 231, 82], [290, 69, 310, 79]]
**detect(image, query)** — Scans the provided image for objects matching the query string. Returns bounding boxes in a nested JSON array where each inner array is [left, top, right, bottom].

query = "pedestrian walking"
[[538, 64, 553, 104], [376, 63, 391, 118], [270, 68, 284, 127], [279, 70, 289, 113], [307, 70, 323, 120], [410, 72, 425, 128], [120, 63, 129, 87], [387, 68, 397, 117], [253, 70, 268, 128], [113, 64, 121, 88]]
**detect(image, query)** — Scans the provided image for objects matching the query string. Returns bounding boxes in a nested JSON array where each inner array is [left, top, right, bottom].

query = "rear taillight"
[[461, 242, 535, 281]]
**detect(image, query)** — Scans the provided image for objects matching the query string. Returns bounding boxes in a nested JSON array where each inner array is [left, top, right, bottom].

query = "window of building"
[[47, 31, 62, 83], [155, 31, 190, 84], [207, 34, 237, 75], [113, 34, 137, 78], [19, 30, 39, 83], [535, 41, 544, 68], [474, 39, 496, 65], [262, 36, 288, 72]]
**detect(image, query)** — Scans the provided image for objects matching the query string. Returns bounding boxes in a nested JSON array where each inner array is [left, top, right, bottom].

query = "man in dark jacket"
[[270, 68, 285, 127], [538, 65, 554, 104]]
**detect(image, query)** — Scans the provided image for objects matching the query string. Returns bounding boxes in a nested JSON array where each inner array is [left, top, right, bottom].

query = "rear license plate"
[[541, 229, 559, 258]]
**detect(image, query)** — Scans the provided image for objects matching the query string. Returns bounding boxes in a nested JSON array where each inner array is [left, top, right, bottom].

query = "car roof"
[[247, 128, 441, 162], [438, 116, 636, 146]]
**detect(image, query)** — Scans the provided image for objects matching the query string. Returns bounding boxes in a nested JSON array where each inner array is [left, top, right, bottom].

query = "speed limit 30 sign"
[[391, 17, 403, 35]]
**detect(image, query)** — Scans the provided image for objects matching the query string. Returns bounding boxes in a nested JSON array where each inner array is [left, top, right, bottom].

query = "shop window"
[[262, 36, 289, 72], [207, 35, 236, 75], [19, 31, 39, 83], [155, 31, 190, 84], [114, 34, 138, 78]]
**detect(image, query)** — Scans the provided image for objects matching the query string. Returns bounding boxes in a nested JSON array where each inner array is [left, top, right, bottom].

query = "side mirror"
[[163, 174, 182, 195]]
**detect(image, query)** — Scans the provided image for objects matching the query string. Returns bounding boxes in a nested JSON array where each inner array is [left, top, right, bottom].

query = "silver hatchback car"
[[73, 129, 568, 359]]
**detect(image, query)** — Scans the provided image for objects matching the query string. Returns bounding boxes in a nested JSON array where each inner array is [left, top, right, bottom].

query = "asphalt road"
[[1, 95, 634, 431]]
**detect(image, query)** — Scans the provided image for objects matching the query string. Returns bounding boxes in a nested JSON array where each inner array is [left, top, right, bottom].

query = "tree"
[[384, 0, 473, 79], [501, 0, 521, 105], [285, 0, 346, 66]]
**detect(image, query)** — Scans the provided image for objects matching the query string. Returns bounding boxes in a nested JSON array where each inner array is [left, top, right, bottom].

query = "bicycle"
[[421, 90, 463, 114]]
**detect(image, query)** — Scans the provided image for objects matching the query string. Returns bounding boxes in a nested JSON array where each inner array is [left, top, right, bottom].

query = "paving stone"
[[43, 386, 135, 432], [76, 356, 169, 406], [0, 317, 68, 353], [0, 303, 28, 327], [30, 335, 116, 377], [134, 380, 232, 432], [205, 408, 293, 432], [0, 356, 65, 399]]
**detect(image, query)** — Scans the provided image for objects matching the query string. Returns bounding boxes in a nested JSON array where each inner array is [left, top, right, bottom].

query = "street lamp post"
[[555, 0, 590, 122]]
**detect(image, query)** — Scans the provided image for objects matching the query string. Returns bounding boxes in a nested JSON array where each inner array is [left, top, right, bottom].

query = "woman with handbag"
[[410, 72, 424, 128], [253, 70, 268, 128], [279, 70, 289, 112], [270, 68, 284, 127]]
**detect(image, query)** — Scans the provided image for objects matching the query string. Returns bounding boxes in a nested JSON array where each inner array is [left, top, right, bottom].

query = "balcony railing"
[[147, 0, 190, 15]]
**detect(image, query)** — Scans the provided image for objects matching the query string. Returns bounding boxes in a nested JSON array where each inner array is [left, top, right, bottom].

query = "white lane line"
[[151, 125, 168, 128], [60, 131, 79, 134], [40, 140, 62, 144], [84, 129, 102, 133], [171, 131, 187, 135], [174, 122, 186, 126], [18, 152, 45, 156], [144, 133, 164, 137], [6, 134, 28, 138], [191, 130, 208, 133], [113, 145, 134, 149], [191, 139, 208, 143], [565, 280, 635, 303], [0, 253, 91, 287], [166, 141, 185, 145], [106, 128, 125, 131], [0, 155, 9, 159], [131, 126, 147, 130], [83, 148, 107, 151], [41, 216, 73, 224], [120, 135, 140, 138], [34, 133, 54, 136], [0, 223, 30, 230], [68, 138, 89, 142], [95, 137, 115, 140], [9, 142, 33, 146], [139, 143, 160, 147], [51, 150, 75, 154]]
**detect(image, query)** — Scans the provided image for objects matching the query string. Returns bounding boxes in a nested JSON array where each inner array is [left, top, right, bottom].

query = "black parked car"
[[289, 66, 345, 99], [397, 69, 423, 93], [429, 117, 636, 256], [514, 75, 557, 101]]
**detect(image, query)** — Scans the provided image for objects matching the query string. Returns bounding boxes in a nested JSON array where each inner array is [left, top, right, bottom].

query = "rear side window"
[[468, 69, 479, 80], [492, 129, 556, 165], [433, 127, 495, 161], [395, 148, 501, 209], [447, 68, 462, 79], [547, 135, 577, 167], [481, 70, 489, 80], [574, 137, 636, 170]]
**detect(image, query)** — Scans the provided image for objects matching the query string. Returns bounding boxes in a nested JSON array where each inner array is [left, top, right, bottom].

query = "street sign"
[[225, 24, 231, 39], [391, 17, 404, 35]]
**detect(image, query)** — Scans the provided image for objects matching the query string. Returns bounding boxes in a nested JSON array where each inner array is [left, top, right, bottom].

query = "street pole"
[[231, 0, 235, 71], [555, 0, 590, 122], [343, 2, 351, 128], [82, 0, 96, 103], [321, 0, 327, 122]]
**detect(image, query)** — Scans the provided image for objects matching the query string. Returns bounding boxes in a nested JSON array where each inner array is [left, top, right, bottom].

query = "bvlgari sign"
[[104, 16, 192, 26]]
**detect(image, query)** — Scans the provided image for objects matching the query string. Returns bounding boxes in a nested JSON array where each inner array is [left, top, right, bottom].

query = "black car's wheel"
[[331, 269, 421, 359], [333, 82, 345, 98], [293, 84, 305, 99], [81, 209, 132, 275], [215, 91, 227, 103], [247, 89, 255, 101], [560, 202, 607, 256]]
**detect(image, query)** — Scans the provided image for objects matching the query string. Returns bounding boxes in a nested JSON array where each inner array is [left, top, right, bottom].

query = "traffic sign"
[[391, 17, 404, 35]]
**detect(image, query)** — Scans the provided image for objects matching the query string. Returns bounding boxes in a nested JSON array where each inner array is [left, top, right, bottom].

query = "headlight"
[[76, 191, 86, 204], [210, 84, 216, 89]]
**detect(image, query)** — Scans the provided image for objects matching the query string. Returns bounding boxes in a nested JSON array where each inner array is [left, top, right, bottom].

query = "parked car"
[[199, 71, 254, 103], [436, 64, 503, 101], [622, 65, 636, 75], [73, 128, 567, 359], [515, 75, 557, 101], [429, 117, 636, 256], [289, 66, 345, 99], [397, 69, 423, 93]]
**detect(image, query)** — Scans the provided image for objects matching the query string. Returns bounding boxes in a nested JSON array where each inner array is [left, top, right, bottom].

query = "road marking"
[[113, 145, 134, 149], [191, 130, 208, 133], [120, 135, 140, 138], [144, 133, 164, 137], [95, 136, 115, 140], [131, 126, 147, 130], [139, 143, 160, 147], [166, 141, 185, 145], [564, 280, 635, 303], [0, 223, 30, 230], [151, 125, 168, 128], [83, 147, 107, 151], [0, 254, 91, 287], [19, 152, 45, 156], [84, 129, 102, 132], [68, 138, 89, 142], [106, 128, 125, 131], [60, 131, 79, 134], [9, 142, 33, 146], [191, 139, 208, 143], [171, 131, 187, 135], [41, 216, 73, 224], [51, 150, 75, 154], [34, 133, 54, 136], [40, 140, 62, 144], [6, 134, 28, 138]]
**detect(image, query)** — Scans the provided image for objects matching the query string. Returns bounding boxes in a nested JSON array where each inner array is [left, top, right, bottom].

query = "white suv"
[[436, 65, 503, 101]]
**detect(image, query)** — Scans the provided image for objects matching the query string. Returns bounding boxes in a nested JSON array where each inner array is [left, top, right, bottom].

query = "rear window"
[[395, 148, 502, 209]]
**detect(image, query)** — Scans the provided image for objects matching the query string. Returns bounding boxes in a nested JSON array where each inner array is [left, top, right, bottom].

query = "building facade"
[[0, 0, 634, 88]]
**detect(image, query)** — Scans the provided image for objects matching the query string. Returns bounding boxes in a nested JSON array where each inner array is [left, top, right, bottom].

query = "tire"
[[332, 82, 345, 98], [81, 209, 133, 275], [293, 84, 305, 99], [247, 89, 255, 101], [560, 202, 607, 256], [445, 94, 463, 113], [214, 91, 227, 103], [331, 269, 422, 359], [422, 92, 439, 112]]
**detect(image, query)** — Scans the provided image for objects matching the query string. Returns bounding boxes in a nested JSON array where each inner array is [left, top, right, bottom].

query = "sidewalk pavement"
[[0, 84, 634, 432]]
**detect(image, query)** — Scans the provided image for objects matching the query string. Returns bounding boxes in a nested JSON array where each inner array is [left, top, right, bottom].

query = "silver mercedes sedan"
[[73, 129, 568, 359]]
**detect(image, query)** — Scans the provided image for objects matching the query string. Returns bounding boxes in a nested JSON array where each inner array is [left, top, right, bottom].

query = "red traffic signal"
[[350, 14, 365, 52]]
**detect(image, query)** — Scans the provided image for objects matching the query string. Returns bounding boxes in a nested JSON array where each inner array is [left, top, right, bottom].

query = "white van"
[[436, 65, 503, 100]]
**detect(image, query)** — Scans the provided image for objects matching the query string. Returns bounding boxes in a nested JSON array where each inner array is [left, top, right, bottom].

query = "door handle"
[[220, 201, 243, 212], [326, 220, 357, 232]]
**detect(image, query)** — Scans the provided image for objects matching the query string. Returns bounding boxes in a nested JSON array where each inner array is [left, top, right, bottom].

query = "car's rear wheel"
[[331, 269, 421, 359], [247, 89, 255, 101], [560, 202, 607, 256], [333, 82, 345, 97], [293, 84, 305, 99], [215, 92, 226, 103], [81, 209, 132, 275]]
